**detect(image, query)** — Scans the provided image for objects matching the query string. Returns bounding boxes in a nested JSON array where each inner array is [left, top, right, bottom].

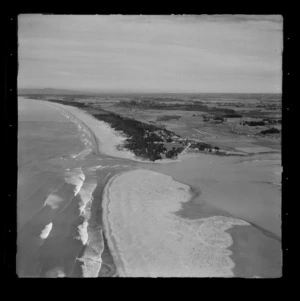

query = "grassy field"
[[25, 93, 281, 154], [99, 102, 280, 153]]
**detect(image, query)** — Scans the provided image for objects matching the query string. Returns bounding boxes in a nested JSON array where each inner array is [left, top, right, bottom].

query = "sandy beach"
[[18, 98, 282, 278], [45, 101, 187, 164], [17, 98, 113, 277], [46, 100, 282, 277], [17, 14, 283, 278], [102, 169, 252, 277], [45, 102, 140, 161]]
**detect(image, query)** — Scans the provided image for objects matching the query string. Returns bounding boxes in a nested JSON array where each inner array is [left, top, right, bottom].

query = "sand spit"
[[45, 101, 188, 164], [102, 169, 249, 277], [45, 101, 137, 160]]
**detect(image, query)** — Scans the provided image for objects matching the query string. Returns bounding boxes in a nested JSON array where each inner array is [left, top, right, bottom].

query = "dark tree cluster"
[[46, 98, 87, 109], [223, 113, 243, 118], [44, 98, 178, 161], [260, 128, 280, 135], [92, 112, 178, 161], [190, 142, 213, 151], [242, 121, 265, 126], [165, 147, 184, 158], [44, 98, 224, 160], [213, 116, 225, 122]]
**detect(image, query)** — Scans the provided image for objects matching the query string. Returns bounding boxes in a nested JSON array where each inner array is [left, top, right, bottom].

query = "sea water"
[[142, 152, 281, 237], [18, 97, 282, 278], [17, 97, 126, 277]]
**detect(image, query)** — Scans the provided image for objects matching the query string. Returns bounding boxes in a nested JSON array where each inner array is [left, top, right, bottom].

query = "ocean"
[[17, 97, 132, 277], [17, 96, 282, 277]]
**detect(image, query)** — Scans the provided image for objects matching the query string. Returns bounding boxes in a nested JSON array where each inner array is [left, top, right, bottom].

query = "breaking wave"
[[64, 168, 85, 196], [44, 194, 64, 209], [40, 222, 53, 239], [45, 267, 66, 278], [76, 227, 105, 277], [75, 181, 97, 246]]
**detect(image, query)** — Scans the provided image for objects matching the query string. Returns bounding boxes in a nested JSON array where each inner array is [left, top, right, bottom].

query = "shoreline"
[[45, 100, 188, 164], [18, 97, 282, 277], [44, 100, 282, 271], [101, 171, 129, 277], [42, 99, 263, 162], [23, 98, 278, 162], [101, 169, 253, 277]]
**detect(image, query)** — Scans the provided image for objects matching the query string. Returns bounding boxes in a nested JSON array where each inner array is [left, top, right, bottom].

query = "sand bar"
[[102, 169, 250, 277]]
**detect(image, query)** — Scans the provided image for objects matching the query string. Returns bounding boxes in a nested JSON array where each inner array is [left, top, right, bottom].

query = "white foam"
[[102, 169, 250, 277], [76, 227, 104, 277], [44, 194, 64, 209], [88, 165, 129, 172], [89, 165, 109, 170], [40, 222, 53, 239], [46, 102, 95, 153], [78, 182, 97, 216], [75, 181, 97, 245], [76, 221, 89, 245], [45, 267, 66, 278], [70, 148, 92, 159], [64, 168, 85, 196]]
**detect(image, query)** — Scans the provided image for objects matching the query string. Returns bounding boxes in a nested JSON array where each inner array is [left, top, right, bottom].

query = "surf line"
[[101, 171, 129, 277], [45, 101, 101, 157]]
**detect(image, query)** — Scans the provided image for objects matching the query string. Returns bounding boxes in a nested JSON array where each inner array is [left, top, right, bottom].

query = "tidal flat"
[[18, 94, 282, 277]]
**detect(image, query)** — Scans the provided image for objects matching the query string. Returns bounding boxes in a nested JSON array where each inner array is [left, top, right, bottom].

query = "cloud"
[[18, 14, 283, 93]]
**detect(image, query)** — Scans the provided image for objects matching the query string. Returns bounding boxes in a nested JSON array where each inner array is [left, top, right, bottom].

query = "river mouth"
[[141, 152, 281, 238], [18, 97, 282, 278]]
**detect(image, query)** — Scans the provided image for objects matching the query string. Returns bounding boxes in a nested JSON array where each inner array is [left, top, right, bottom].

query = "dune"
[[45, 101, 188, 164]]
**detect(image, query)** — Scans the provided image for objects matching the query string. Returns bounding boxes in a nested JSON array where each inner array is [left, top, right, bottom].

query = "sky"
[[18, 14, 283, 93]]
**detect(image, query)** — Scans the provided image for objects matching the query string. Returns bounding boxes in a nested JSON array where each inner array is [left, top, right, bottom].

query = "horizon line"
[[18, 88, 282, 95]]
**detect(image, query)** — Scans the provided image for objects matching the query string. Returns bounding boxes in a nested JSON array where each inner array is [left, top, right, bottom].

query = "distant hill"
[[18, 88, 92, 95]]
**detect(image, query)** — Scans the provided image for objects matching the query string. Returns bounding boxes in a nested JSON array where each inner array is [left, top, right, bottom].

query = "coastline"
[[45, 100, 188, 164], [45, 100, 282, 277], [101, 172, 128, 277], [40, 99, 277, 162], [18, 97, 282, 277], [101, 169, 251, 277]]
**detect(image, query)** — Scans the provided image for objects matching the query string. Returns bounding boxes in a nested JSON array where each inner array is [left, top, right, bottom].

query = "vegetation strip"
[[42, 98, 223, 161]]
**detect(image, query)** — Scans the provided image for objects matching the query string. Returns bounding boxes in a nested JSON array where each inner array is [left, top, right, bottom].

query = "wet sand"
[[18, 97, 282, 277], [102, 169, 252, 277]]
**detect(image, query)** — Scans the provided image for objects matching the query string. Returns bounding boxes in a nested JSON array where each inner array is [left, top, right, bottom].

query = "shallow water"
[[141, 153, 281, 237], [17, 97, 132, 277], [17, 97, 282, 278]]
